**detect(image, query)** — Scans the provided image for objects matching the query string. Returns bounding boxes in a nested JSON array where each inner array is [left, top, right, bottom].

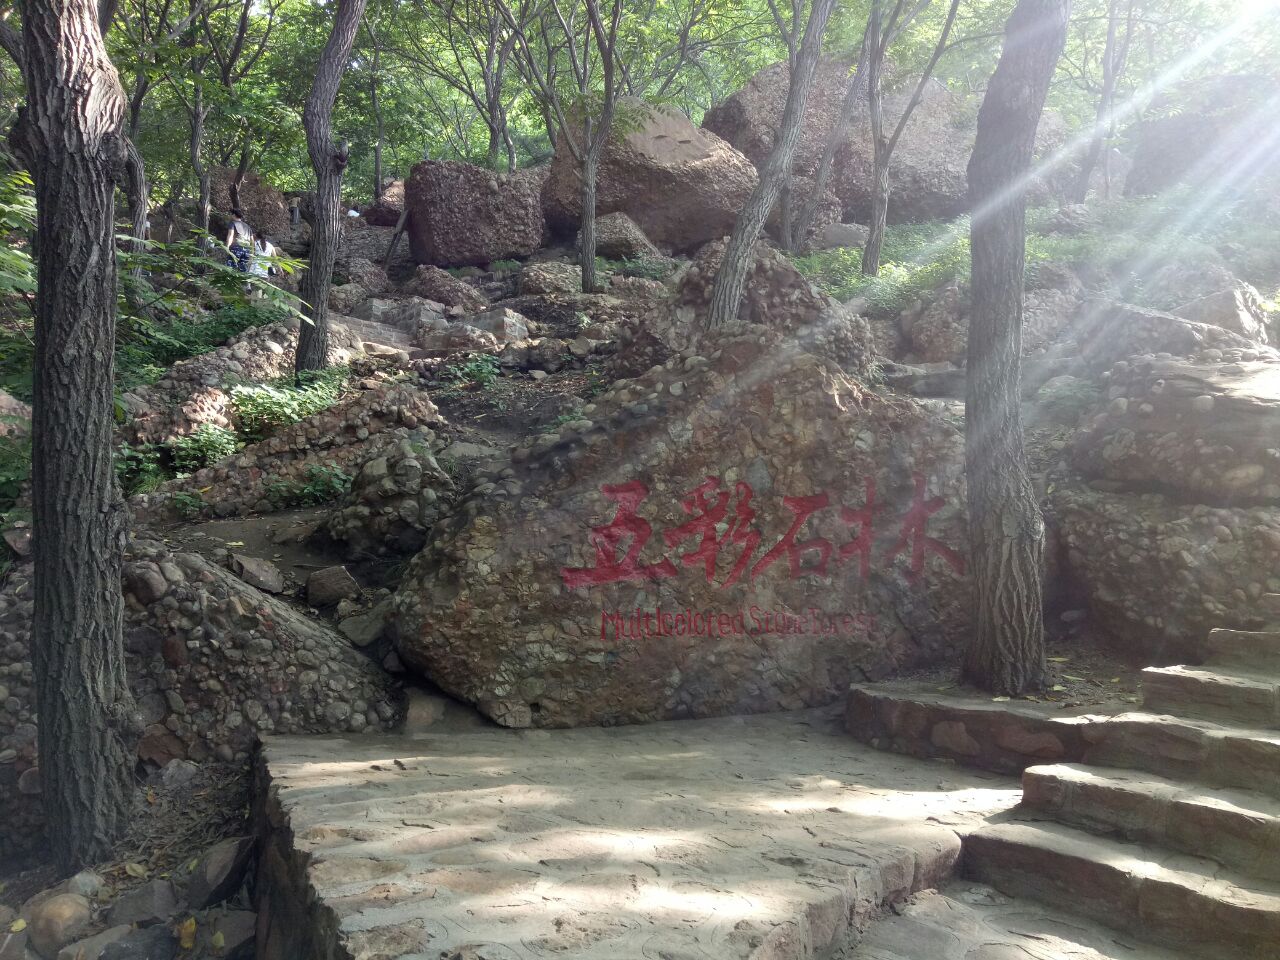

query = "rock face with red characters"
[[393, 331, 969, 727]]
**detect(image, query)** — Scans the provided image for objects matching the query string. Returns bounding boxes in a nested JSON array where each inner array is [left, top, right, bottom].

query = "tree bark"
[[370, 41, 384, 199], [296, 0, 368, 372], [861, 19, 888, 275], [12, 0, 135, 870], [580, 146, 600, 293], [700, 0, 838, 332], [1070, 0, 1130, 202], [961, 0, 1069, 696]]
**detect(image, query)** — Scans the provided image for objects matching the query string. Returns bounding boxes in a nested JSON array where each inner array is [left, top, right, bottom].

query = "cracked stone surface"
[[256, 707, 1021, 959]]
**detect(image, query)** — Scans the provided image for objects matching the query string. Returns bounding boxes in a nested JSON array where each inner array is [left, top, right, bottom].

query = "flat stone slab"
[[256, 709, 1020, 960], [851, 882, 1196, 959]]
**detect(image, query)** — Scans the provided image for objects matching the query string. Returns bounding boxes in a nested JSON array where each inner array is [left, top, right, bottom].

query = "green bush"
[[230, 367, 347, 440], [266, 464, 352, 508], [116, 442, 168, 495], [169, 423, 241, 475], [172, 491, 205, 520], [0, 431, 31, 513], [444, 353, 501, 389]]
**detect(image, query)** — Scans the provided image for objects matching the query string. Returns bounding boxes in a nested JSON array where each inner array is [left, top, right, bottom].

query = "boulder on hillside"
[[1125, 75, 1280, 199], [704, 58, 1070, 226], [363, 179, 405, 227], [580, 211, 663, 261], [543, 100, 757, 253], [1074, 299, 1278, 373], [339, 223, 418, 281], [520, 261, 582, 295], [1051, 478, 1280, 662], [210, 167, 289, 237], [405, 160, 547, 267], [1173, 283, 1271, 344], [1072, 357, 1280, 504], [393, 332, 969, 728], [401, 265, 488, 313]]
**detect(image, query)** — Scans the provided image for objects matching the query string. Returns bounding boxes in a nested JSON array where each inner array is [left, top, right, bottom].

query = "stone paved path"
[[848, 882, 1194, 960], [257, 707, 1022, 959]]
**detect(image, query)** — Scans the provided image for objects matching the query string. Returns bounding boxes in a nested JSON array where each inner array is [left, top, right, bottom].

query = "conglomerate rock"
[[1074, 300, 1279, 373], [401, 265, 489, 313], [0, 540, 402, 867], [362, 179, 405, 227], [1050, 478, 1280, 661], [131, 382, 442, 523], [1173, 282, 1272, 344], [405, 160, 547, 267], [543, 100, 758, 253], [1072, 356, 1280, 504], [210, 167, 289, 237], [580, 211, 664, 261], [393, 331, 969, 728]]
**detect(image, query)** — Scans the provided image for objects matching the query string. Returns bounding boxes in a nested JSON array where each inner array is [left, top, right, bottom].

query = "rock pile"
[[393, 332, 969, 728], [132, 382, 442, 523], [0, 539, 403, 866]]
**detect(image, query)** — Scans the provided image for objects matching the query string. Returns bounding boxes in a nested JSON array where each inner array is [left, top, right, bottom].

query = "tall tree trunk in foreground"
[[13, 0, 135, 869], [961, 0, 1069, 695], [701, 0, 838, 331], [296, 0, 368, 372]]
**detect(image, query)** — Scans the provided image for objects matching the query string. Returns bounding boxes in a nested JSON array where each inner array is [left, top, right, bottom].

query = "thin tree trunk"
[[12, 0, 134, 870], [371, 44, 384, 199], [580, 148, 600, 293], [960, 0, 1070, 696], [189, 88, 210, 240], [296, 0, 369, 372], [862, 26, 888, 275], [123, 137, 149, 283], [1071, 0, 1126, 203], [701, 0, 838, 332], [230, 140, 250, 211]]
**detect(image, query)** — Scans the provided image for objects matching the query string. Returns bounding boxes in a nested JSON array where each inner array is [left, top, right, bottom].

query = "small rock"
[[339, 598, 392, 648], [1059, 609, 1087, 624], [98, 926, 179, 960], [529, 369, 548, 381], [65, 871, 104, 900], [2, 527, 31, 558], [108, 879, 177, 928], [17, 766, 41, 795], [185, 837, 255, 909], [57, 925, 131, 960], [228, 554, 286, 594], [307, 566, 361, 607], [159, 759, 200, 789], [136, 724, 186, 768], [200, 910, 255, 960], [0, 929, 29, 960], [29, 894, 93, 959]]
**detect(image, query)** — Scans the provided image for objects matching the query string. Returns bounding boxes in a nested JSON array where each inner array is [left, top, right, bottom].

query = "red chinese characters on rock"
[[560, 474, 965, 589]]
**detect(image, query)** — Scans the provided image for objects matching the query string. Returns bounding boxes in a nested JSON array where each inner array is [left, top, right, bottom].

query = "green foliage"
[[793, 220, 972, 317], [444, 354, 501, 389], [266, 464, 352, 507], [172, 491, 206, 520], [230, 367, 348, 440], [596, 257, 674, 281], [0, 171, 36, 299], [169, 424, 241, 474], [116, 442, 168, 495], [0, 431, 31, 514], [489, 259, 522, 273]]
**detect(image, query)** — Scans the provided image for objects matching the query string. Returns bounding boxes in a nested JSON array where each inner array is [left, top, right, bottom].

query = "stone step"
[[1142, 664, 1280, 727], [1080, 712, 1280, 798], [963, 821, 1280, 959], [1022, 763, 1280, 882], [1205, 627, 1280, 671]]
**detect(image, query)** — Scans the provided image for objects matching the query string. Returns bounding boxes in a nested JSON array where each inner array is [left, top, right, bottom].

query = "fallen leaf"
[[1109, 677, 1121, 683], [9, 918, 26, 933], [1051, 684, 1067, 692], [212, 931, 225, 950], [992, 696, 1010, 702], [1063, 674, 1086, 682], [177, 916, 197, 950], [1047, 657, 1069, 663], [124, 862, 148, 879]]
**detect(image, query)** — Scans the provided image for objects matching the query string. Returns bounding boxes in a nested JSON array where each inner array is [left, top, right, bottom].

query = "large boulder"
[[1072, 357, 1280, 505], [581, 211, 663, 261], [1173, 283, 1271, 344], [363, 179, 405, 227], [704, 58, 1070, 226], [393, 332, 969, 728], [210, 167, 289, 238], [1051, 479, 1280, 662], [402, 265, 488, 313], [543, 100, 757, 253], [1125, 75, 1280, 199], [404, 160, 547, 267]]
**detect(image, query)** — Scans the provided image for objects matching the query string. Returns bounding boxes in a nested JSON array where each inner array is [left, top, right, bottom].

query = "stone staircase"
[[963, 621, 1280, 959]]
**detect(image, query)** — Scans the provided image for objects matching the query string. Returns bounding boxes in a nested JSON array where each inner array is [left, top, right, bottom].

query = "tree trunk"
[[960, 0, 1070, 696], [189, 88, 210, 240], [296, 0, 368, 372], [123, 137, 149, 283], [580, 148, 600, 294], [371, 45, 384, 199], [229, 141, 250, 211], [13, 0, 135, 871], [701, 0, 838, 332], [862, 34, 888, 276]]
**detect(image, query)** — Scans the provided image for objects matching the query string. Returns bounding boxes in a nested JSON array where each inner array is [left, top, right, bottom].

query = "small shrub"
[[489, 259, 521, 273], [169, 424, 241, 475], [444, 354, 501, 389], [266, 464, 352, 508], [0, 432, 31, 511], [172, 491, 205, 520], [116, 442, 169, 495], [230, 367, 347, 440]]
